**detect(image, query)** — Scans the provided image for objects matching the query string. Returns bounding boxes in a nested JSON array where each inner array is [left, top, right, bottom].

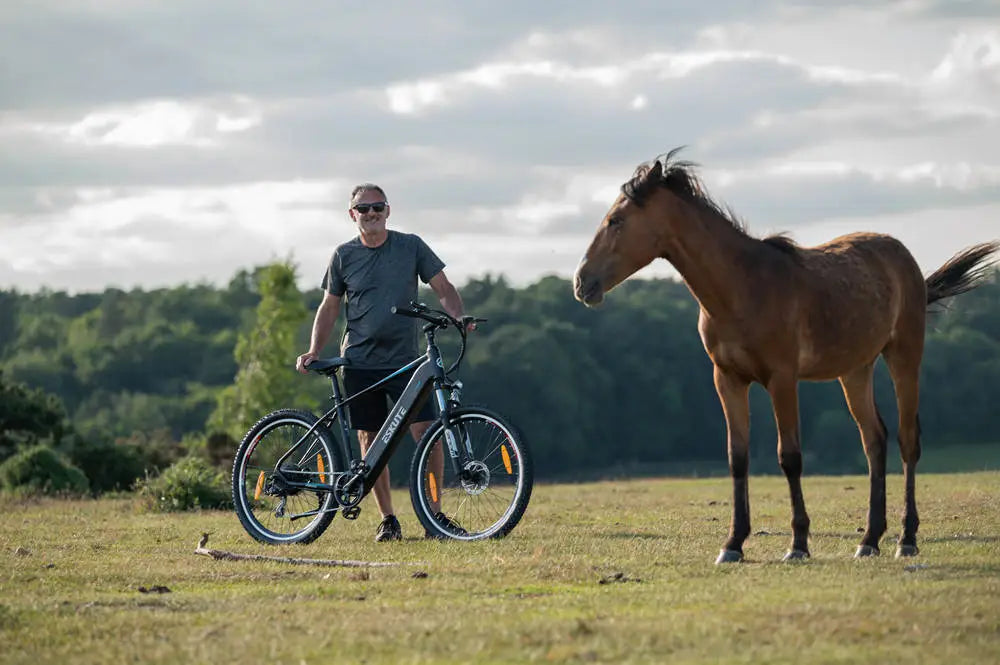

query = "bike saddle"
[[305, 357, 351, 375]]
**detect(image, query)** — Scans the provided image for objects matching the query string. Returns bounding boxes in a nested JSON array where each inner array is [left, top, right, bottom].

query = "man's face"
[[349, 190, 390, 234]]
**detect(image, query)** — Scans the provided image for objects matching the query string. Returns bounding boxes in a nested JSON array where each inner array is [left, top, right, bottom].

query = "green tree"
[[208, 262, 313, 441], [0, 369, 65, 462], [0, 290, 19, 357]]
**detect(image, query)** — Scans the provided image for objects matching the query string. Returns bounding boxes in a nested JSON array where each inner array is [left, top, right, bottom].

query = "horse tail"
[[925, 241, 1000, 306]]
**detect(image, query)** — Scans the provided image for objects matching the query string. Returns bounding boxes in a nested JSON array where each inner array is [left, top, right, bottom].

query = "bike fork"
[[434, 384, 474, 479]]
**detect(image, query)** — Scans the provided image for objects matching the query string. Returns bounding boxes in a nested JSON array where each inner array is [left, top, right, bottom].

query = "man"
[[295, 183, 469, 542]]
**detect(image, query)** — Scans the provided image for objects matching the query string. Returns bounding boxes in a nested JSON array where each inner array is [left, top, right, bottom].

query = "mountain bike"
[[231, 303, 533, 544]]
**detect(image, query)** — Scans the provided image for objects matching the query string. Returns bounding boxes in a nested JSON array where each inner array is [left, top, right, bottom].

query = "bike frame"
[[273, 323, 468, 502]]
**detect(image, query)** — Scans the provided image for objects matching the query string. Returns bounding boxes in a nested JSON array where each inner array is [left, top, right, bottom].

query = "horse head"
[[573, 159, 673, 306]]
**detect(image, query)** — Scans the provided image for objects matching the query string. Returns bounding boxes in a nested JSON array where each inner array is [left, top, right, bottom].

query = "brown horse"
[[574, 148, 999, 563]]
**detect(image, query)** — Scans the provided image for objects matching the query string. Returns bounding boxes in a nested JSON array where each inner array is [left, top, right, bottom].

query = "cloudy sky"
[[1, 1, 998, 294]]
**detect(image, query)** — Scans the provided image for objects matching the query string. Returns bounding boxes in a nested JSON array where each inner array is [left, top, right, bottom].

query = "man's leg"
[[409, 421, 442, 513], [357, 429, 395, 517]]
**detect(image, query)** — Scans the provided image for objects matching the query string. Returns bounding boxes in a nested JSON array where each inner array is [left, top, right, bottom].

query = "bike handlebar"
[[391, 303, 486, 374], [390, 305, 450, 326]]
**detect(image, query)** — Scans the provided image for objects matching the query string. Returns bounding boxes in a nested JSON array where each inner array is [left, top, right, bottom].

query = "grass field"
[[2, 471, 999, 664]]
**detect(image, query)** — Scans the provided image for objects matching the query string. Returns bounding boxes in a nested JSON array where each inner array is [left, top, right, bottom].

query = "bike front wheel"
[[410, 407, 533, 540], [232, 409, 346, 545]]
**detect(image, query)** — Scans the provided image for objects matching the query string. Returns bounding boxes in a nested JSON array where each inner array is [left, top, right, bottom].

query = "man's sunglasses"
[[352, 202, 387, 214]]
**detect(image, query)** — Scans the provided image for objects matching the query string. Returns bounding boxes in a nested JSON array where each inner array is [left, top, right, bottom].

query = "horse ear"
[[640, 160, 663, 185]]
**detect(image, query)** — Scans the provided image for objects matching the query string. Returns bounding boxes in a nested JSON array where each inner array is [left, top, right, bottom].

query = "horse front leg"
[[767, 374, 811, 560], [713, 366, 751, 564]]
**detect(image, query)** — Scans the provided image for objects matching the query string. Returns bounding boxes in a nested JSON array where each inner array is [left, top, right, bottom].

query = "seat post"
[[329, 372, 345, 403]]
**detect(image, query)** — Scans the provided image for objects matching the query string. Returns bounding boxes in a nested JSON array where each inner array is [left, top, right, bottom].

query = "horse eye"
[[607, 215, 623, 227]]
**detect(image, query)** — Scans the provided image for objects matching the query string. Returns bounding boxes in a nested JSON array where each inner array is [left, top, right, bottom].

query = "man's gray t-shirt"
[[323, 230, 445, 369]]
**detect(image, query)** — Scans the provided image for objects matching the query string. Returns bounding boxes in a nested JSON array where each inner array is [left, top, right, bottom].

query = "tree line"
[[2, 264, 999, 494]]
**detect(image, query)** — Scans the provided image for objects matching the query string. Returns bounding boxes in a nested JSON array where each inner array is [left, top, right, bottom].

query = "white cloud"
[[930, 30, 1000, 83], [744, 160, 1000, 190], [386, 82, 447, 115], [382, 43, 912, 116], [24, 97, 262, 148], [0, 180, 343, 288], [927, 29, 1000, 109]]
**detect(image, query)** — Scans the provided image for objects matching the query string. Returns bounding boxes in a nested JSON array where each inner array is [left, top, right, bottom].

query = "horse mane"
[[622, 147, 800, 260]]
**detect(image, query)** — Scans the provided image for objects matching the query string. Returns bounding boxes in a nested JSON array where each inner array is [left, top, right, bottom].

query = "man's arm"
[[296, 291, 342, 373], [428, 271, 473, 329]]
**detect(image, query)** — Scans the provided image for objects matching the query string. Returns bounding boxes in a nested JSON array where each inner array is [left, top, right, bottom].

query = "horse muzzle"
[[573, 265, 605, 307]]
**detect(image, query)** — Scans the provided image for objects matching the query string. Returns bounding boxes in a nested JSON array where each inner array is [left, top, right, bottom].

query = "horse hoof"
[[782, 549, 809, 562], [715, 549, 743, 564], [855, 545, 880, 558], [895, 544, 919, 558]]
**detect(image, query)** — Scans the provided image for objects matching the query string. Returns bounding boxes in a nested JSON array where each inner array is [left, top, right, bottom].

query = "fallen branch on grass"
[[194, 533, 405, 568]]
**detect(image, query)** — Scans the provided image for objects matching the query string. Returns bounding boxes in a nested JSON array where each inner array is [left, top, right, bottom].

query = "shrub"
[[66, 437, 146, 494], [136, 455, 232, 512], [0, 444, 89, 496], [57, 428, 181, 495]]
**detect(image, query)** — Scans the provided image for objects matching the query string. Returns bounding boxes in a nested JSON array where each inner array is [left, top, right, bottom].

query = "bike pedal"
[[342, 506, 361, 520]]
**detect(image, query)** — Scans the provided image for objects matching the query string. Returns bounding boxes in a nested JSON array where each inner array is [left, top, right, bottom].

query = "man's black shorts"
[[341, 367, 436, 432]]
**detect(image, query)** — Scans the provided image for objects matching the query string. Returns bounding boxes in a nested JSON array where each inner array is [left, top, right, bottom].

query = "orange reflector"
[[317, 455, 325, 483], [501, 444, 513, 475], [429, 472, 439, 504], [254, 471, 265, 500]]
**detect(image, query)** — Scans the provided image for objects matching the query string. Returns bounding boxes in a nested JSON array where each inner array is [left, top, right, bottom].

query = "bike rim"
[[415, 413, 526, 540], [237, 418, 334, 542]]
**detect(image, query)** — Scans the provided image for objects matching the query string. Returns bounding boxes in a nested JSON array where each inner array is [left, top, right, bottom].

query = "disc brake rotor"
[[460, 460, 490, 495]]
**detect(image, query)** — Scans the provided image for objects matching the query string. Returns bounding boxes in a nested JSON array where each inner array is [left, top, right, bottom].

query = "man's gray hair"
[[350, 183, 387, 203]]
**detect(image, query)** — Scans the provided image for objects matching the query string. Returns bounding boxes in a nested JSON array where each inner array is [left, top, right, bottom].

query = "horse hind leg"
[[838, 363, 888, 557], [883, 341, 922, 558]]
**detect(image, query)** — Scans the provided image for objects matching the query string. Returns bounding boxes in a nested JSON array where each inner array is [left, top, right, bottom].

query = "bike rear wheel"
[[410, 407, 533, 540], [232, 409, 345, 545]]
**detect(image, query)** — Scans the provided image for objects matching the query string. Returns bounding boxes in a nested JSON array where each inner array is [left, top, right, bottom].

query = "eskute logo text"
[[381, 407, 408, 444]]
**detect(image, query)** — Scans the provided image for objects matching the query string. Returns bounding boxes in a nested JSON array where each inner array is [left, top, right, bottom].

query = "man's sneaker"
[[375, 514, 402, 542], [425, 511, 468, 539]]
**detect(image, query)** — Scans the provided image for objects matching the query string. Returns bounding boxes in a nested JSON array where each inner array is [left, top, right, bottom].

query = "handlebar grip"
[[390, 305, 423, 319], [391, 305, 448, 326]]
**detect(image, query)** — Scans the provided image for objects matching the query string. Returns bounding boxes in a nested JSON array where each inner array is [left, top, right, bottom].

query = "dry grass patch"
[[1, 472, 999, 664]]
